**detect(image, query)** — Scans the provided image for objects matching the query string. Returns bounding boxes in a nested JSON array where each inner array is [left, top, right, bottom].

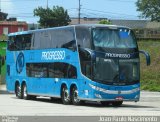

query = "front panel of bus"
[[76, 26, 140, 102]]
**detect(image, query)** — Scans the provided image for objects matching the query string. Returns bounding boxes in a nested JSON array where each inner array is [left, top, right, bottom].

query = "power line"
[[82, 8, 138, 17]]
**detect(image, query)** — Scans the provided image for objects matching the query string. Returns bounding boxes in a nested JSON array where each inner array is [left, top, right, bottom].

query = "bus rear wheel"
[[71, 86, 82, 105], [61, 85, 71, 105], [15, 84, 22, 99], [22, 84, 30, 100], [112, 101, 123, 107]]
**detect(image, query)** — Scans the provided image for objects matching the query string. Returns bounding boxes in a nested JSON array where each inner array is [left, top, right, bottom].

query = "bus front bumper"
[[79, 83, 140, 102]]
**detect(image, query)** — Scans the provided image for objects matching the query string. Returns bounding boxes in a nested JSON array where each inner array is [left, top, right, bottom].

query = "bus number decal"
[[41, 51, 65, 60]]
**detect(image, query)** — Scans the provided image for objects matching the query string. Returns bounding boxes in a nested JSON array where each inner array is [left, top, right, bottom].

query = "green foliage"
[[136, 0, 160, 21], [0, 42, 6, 84], [138, 40, 160, 91], [99, 19, 112, 25], [0, 42, 6, 56], [0, 34, 7, 41], [34, 6, 71, 27]]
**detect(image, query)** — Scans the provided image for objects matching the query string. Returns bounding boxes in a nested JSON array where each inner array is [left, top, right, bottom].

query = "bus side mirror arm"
[[73, 44, 77, 52], [139, 50, 150, 66]]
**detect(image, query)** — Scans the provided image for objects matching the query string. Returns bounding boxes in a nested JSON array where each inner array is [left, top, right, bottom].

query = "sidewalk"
[[0, 84, 10, 94], [0, 84, 6, 91]]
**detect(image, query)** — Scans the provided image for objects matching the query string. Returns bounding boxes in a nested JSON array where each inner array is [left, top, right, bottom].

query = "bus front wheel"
[[112, 101, 123, 107], [15, 83, 22, 99], [61, 85, 71, 105], [71, 86, 83, 105]]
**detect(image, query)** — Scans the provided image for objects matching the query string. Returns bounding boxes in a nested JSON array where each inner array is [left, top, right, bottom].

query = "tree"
[[136, 0, 160, 21], [34, 6, 71, 27], [99, 19, 112, 25], [0, 34, 7, 41]]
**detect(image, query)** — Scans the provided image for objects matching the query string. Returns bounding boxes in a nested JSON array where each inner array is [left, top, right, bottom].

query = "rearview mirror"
[[139, 50, 150, 66]]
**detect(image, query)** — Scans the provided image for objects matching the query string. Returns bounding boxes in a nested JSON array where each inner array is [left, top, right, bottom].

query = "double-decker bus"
[[6, 24, 150, 106]]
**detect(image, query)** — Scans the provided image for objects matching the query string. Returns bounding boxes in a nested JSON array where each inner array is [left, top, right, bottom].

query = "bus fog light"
[[95, 94, 102, 98]]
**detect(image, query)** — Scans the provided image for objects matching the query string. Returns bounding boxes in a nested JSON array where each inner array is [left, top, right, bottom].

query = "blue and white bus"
[[6, 24, 150, 106]]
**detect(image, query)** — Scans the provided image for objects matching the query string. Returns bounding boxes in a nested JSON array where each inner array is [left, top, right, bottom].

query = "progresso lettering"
[[41, 51, 65, 60], [105, 53, 130, 58]]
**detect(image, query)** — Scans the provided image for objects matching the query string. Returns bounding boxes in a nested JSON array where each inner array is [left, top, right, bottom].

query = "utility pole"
[[78, 0, 81, 24], [47, 0, 48, 9], [0, 0, 1, 12]]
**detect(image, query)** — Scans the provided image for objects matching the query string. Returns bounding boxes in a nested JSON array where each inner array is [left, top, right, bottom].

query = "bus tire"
[[101, 101, 110, 106], [112, 101, 123, 107], [15, 83, 22, 99], [30, 95, 37, 100], [61, 85, 71, 105], [22, 83, 30, 100], [71, 86, 82, 105]]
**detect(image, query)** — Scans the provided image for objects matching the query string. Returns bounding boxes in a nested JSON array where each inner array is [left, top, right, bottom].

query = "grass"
[[138, 40, 160, 91], [0, 41, 6, 84], [0, 41, 6, 55], [0, 40, 160, 91]]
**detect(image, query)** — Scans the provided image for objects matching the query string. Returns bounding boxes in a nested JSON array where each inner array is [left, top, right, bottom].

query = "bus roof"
[[8, 24, 130, 36]]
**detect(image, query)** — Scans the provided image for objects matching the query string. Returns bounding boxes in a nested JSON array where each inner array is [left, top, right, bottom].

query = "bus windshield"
[[93, 58, 140, 85], [92, 28, 137, 49]]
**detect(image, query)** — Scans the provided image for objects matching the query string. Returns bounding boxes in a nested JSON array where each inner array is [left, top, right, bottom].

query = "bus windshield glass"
[[93, 58, 140, 85], [92, 28, 137, 49]]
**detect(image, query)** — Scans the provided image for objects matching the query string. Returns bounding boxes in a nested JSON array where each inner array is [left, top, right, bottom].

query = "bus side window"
[[24, 35, 32, 50], [61, 40, 76, 51], [67, 65, 77, 79], [8, 36, 16, 51], [8, 34, 32, 51], [75, 26, 91, 49], [27, 62, 77, 79]]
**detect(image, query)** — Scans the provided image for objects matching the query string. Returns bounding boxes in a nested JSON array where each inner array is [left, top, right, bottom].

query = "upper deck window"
[[92, 28, 137, 49], [75, 26, 91, 49], [33, 27, 76, 51], [8, 34, 32, 51]]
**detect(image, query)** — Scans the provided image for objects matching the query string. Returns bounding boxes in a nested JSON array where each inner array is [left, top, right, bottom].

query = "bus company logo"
[[16, 52, 25, 74], [105, 53, 131, 59], [41, 51, 65, 60]]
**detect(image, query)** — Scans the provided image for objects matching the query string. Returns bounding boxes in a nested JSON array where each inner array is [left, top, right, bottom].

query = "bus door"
[[79, 49, 93, 98]]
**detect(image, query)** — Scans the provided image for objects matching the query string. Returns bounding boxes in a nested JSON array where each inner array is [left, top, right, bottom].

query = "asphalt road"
[[0, 85, 160, 116]]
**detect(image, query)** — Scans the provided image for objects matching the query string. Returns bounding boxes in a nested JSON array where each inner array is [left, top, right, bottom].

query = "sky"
[[0, 0, 142, 23]]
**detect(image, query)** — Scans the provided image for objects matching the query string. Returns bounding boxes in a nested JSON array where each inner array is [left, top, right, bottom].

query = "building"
[[71, 18, 160, 40], [28, 23, 40, 30], [70, 18, 108, 25], [0, 21, 28, 35], [111, 20, 160, 39], [0, 12, 8, 21], [0, 11, 28, 35]]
